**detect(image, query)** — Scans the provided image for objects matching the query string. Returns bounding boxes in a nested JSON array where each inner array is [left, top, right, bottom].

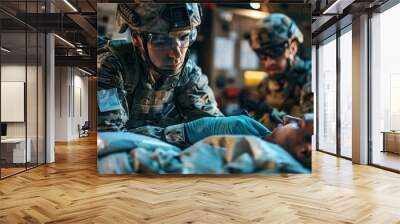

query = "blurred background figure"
[[216, 77, 242, 116], [244, 13, 313, 130], [97, 15, 110, 48]]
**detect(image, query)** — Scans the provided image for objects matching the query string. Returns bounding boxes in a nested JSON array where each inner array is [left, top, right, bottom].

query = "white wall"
[[54, 67, 89, 141], [1, 65, 39, 138], [352, 14, 369, 164], [1, 65, 26, 139], [55, 66, 69, 141], [312, 45, 316, 151], [1, 63, 46, 164], [1, 65, 26, 81], [46, 33, 55, 163]]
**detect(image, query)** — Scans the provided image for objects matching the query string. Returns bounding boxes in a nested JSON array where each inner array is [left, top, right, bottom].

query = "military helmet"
[[249, 13, 303, 50], [116, 3, 202, 34]]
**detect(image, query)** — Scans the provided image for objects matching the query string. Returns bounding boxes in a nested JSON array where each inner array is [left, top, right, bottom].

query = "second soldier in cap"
[[243, 13, 313, 130]]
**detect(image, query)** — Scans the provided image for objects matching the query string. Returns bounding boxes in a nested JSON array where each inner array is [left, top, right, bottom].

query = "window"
[[371, 2, 400, 171], [317, 36, 337, 154], [339, 28, 352, 158], [0, 1, 47, 179]]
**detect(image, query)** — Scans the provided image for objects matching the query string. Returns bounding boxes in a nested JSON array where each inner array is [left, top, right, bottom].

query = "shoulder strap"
[[107, 40, 141, 114]]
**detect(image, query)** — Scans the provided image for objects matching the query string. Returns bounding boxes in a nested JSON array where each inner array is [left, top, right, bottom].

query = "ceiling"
[[310, 0, 390, 42], [1, 0, 394, 73], [0, 0, 97, 73]]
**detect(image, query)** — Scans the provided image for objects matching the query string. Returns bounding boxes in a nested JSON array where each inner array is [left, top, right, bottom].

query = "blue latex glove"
[[184, 115, 271, 144], [270, 108, 286, 123]]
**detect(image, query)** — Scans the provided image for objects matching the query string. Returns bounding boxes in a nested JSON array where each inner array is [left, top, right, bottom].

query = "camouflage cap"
[[249, 13, 303, 50], [116, 3, 202, 34]]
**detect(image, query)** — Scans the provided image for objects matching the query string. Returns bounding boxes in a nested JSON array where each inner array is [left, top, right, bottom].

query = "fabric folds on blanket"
[[97, 132, 309, 174]]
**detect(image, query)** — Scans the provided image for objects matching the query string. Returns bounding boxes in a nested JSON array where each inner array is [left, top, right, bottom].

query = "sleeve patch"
[[97, 88, 122, 112]]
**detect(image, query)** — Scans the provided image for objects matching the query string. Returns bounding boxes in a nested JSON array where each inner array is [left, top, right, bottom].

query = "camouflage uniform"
[[247, 13, 313, 130], [97, 3, 223, 146], [255, 56, 312, 130]]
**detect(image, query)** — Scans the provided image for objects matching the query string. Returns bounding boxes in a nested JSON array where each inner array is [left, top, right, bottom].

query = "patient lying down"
[[97, 115, 313, 174]]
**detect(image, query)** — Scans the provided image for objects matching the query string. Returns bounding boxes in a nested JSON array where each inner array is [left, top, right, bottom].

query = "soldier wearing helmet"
[[97, 3, 223, 146], [243, 13, 313, 130]]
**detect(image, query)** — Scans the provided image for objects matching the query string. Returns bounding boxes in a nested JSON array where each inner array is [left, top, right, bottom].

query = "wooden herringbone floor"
[[1, 135, 400, 224]]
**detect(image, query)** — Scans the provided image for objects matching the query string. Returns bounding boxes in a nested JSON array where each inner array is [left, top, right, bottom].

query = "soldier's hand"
[[269, 109, 286, 123]]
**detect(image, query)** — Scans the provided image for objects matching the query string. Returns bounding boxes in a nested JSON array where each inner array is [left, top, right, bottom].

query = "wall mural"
[[96, 3, 313, 175]]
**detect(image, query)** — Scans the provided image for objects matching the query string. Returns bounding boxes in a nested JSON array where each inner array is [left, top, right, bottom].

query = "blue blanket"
[[97, 132, 310, 174]]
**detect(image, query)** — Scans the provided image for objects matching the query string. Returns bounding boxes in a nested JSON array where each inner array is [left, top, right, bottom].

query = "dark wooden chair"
[[78, 121, 90, 138]]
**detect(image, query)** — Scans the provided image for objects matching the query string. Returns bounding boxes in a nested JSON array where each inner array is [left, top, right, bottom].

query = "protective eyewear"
[[145, 29, 197, 50], [255, 42, 289, 60]]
